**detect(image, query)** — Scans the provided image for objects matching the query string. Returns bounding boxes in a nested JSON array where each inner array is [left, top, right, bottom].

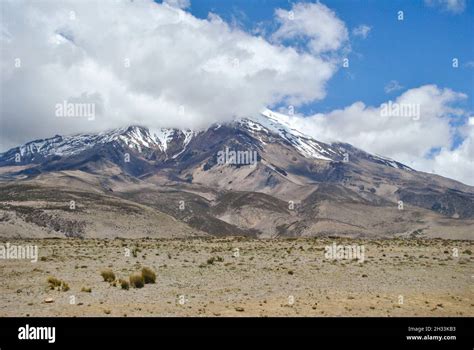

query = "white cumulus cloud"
[[0, 0, 347, 150], [278, 85, 474, 185], [163, 0, 191, 9], [271, 2, 349, 54]]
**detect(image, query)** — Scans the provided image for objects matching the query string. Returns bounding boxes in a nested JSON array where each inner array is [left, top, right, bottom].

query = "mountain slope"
[[1, 111, 473, 239]]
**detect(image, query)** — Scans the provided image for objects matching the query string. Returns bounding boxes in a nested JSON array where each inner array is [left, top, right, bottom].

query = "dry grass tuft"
[[129, 273, 144, 288], [100, 269, 115, 282], [141, 267, 156, 284]]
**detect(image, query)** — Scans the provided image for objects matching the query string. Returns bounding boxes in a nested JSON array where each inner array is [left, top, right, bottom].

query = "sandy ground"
[[0, 237, 472, 317]]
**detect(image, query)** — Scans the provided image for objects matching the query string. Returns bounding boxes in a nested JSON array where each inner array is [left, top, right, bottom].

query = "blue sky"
[[179, 0, 474, 115]]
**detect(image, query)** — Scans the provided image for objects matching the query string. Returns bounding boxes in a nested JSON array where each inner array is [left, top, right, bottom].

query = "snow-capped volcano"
[[1, 110, 324, 162], [1, 110, 473, 239], [0, 110, 408, 171]]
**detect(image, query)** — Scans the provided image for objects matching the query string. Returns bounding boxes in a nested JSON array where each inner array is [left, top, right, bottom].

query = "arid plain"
[[1, 237, 472, 317]]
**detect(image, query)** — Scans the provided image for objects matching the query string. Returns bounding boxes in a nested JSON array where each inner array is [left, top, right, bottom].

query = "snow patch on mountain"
[[371, 153, 413, 171], [0, 110, 411, 173], [238, 109, 341, 161], [172, 130, 195, 159], [149, 128, 175, 153]]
